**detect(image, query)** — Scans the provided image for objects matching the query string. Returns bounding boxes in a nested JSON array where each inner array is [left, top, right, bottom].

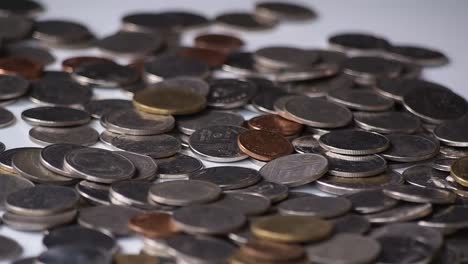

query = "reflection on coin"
[[354, 111, 421, 134], [383, 184, 456, 204], [365, 203, 432, 223], [149, 180, 221, 206], [319, 130, 389, 155], [277, 196, 351, 218], [78, 205, 142, 236], [347, 189, 398, 214], [381, 134, 439, 162], [155, 153, 203, 180], [326, 152, 387, 177], [29, 126, 99, 146]]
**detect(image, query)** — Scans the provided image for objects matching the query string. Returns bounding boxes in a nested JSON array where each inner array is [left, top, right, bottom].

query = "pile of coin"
[[0, 0, 468, 263]]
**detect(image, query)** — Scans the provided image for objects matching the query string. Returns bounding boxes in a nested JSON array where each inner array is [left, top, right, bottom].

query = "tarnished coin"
[[237, 181, 289, 203], [0, 174, 34, 209], [128, 212, 179, 239], [239, 239, 305, 262], [248, 114, 303, 136], [2, 209, 76, 231], [133, 88, 206, 115], [215, 12, 277, 31], [342, 56, 402, 83], [75, 181, 110, 206], [450, 156, 468, 187], [84, 99, 133, 119], [114, 151, 157, 180], [292, 135, 324, 154], [251, 215, 332, 243], [111, 134, 180, 158], [37, 246, 112, 264], [347, 189, 398, 214], [387, 45, 449, 67], [64, 148, 135, 183], [172, 204, 246, 235], [0, 235, 23, 261], [210, 192, 270, 216], [207, 79, 256, 109], [403, 165, 450, 189], [97, 31, 162, 57], [375, 78, 435, 102], [189, 125, 248, 162], [30, 77, 92, 107], [0, 107, 15, 127], [147, 77, 210, 96], [327, 88, 394, 111], [284, 97, 352, 128], [381, 134, 439, 162], [0, 57, 43, 80], [238, 130, 293, 161], [190, 166, 260, 190], [441, 145, 468, 159], [194, 33, 244, 54], [104, 109, 174, 135], [434, 116, 468, 147], [78, 205, 142, 236], [432, 156, 456, 172], [326, 152, 387, 177], [177, 110, 244, 135], [419, 205, 468, 230], [21, 106, 90, 127], [144, 54, 210, 82], [306, 234, 381, 264], [383, 184, 456, 204], [331, 214, 371, 235], [328, 32, 390, 55], [354, 111, 421, 134], [33, 20, 94, 46], [155, 153, 203, 179], [6, 185, 79, 216], [255, 2, 316, 21], [43, 225, 117, 252], [62, 56, 114, 73], [72, 61, 140, 87], [110, 180, 153, 207], [0, 147, 37, 173], [277, 195, 351, 218], [0, 74, 29, 100], [149, 180, 221, 206], [40, 143, 85, 176], [319, 130, 389, 155], [260, 153, 328, 187]]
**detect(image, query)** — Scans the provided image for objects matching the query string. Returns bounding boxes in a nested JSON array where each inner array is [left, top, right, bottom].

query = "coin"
[[237, 181, 289, 203], [381, 134, 439, 162], [0, 235, 22, 261], [5, 44, 55, 66], [144, 53, 210, 82], [122, 11, 209, 32], [113, 151, 158, 180], [251, 215, 332, 243], [238, 130, 293, 161], [434, 116, 468, 147], [326, 152, 387, 177], [319, 130, 389, 155], [75, 181, 110, 206], [72, 61, 140, 87], [255, 2, 316, 21], [133, 88, 206, 115], [254, 46, 319, 69], [0, 57, 43, 80], [387, 45, 449, 67], [172, 204, 246, 235], [43, 225, 117, 252], [207, 79, 256, 109], [347, 189, 398, 214], [215, 12, 277, 31], [177, 110, 244, 135], [190, 166, 261, 190], [110, 180, 153, 207], [210, 193, 270, 216], [383, 184, 456, 204], [247, 114, 303, 136], [177, 47, 227, 68], [33, 19, 94, 46], [327, 88, 394, 112], [0, 107, 15, 127], [328, 32, 390, 55], [291, 135, 324, 154], [440, 145, 468, 159], [78, 205, 142, 236], [222, 52, 259, 76], [21, 106, 91, 127], [104, 109, 174, 135], [259, 153, 328, 187], [2, 209, 77, 231], [450, 157, 468, 187], [194, 33, 244, 54], [147, 77, 210, 96], [37, 246, 112, 264], [342, 56, 402, 83], [277, 195, 351, 218], [30, 77, 92, 107], [0, 174, 34, 209], [97, 31, 162, 58], [403, 165, 450, 189], [432, 156, 457, 172], [374, 78, 432, 102], [128, 212, 179, 239], [0, 0, 43, 16], [331, 214, 371, 234], [353, 111, 421, 134], [365, 202, 433, 224], [62, 56, 114, 73], [0, 74, 29, 100], [39, 143, 84, 176], [155, 153, 203, 179], [149, 180, 221, 206], [84, 99, 133, 119], [0, 147, 36, 173], [111, 134, 180, 158], [419, 205, 468, 230]]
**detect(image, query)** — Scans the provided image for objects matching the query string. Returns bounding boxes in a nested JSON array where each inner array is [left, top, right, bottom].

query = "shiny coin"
[[43, 225, 117, 252], [0, 147, 36, 172], [331, 214, 370, 234], [432, 156, 456, 172], [177, 110, 244, 135], [347, 189, 398, 214], [251, 90, 287, 114], [0, 74, 29, 100], [133, 88, 206, 115], [2, 209, 76, 231], [326, 152, 387, 177], [342, 56, 402, 83], [274, 95, 309, 117], [254, 46, 319, 69], [62, 56, 114, 73], [441, 145, 468, 159], [78, 205, 142, 236], [172, 204, 246, 235], [0, 107, 15, 127], [328, 32, 390, 55], [194, 33, 244, 54], [365, 202, 432, 224], [284, 97, 352, 128], [64, 148, 135, 183], [149, 180, 221, 206], [248, 114, 303, 136], [450, 156, 468, 187], [6, 186, 78, 216], [40, 143, 85, 176], [21, 106, 90, 127], [260, 153, 328, 187], [403, 165, 450, 189], [328, 88, 394, 112], [0, 57, 43, 80], [434, 116, 468, 147], [306, 234, 381, 264], [222, 52, 259, 76], [33, 20, 94, 46], [29, 126, 98, 146], [128, 212, 179, 239], [251, 215, 332, 243], [110, 180, 153, 207], [285, 73, 353, 98], [147, 77, 210, 96], [144, 53, 210, 82], [210, 192, 270, 216], [37, 246, 112, 264], [30, 77, 92, 107], [292, 135, 324, 154], [239, 239, 305, 262], [319, 130, 389, 155], [75, 180, 110, 206], [207, 78, 256, 109], [215, 12, 277, 31], [190, 165, 260, 190], [354, 111, 421, 134], [0, 174, 34, 209], [387, 45, 449, 67], [73, 61, 140, 87], [383, 184, 456, 204], [419, 205, 468, 230], [255, 2, 316, 21], [104, 109, 174, 135], [97, 31, 162, 57], [278, 195, 351, 218], [84, 99, 133, 119], [111, 134, 180, 158], [238, 130, 293, 161], [155, 153, 203, 180], [189, 125, 248, 162], [237, 181, 289, 203], [381, 134, 439, 162], [113, 151, 157, 180], [0, 235, 22, 261]]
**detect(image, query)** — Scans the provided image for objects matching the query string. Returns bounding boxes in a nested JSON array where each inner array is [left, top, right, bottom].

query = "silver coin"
[[30, 78, 92, 107], [284, 97, 352, 128], [354, 111, 421, 134], [0, 14, 32, 41], [113, 151, 158, 180], [5, 43, 55, 66], [431, 156, 456, 172], [381, 134, 439, 162], [2, 209, 77, 231], [99, 130, 118, 146], [0, 147, 37, 173], [383, 184, 456, 204], [0, 74, 29, 100], [40, 144, 88, 178], [33, 19, 94, 46], [319, 130, 389, 155], [306, 234, 380, 264], [419, 205, 468, 230], [73, 61, 140, 87], [210, 192, 270, 216], [327, 88, 394, 111], [342, 56, 402, 83], [75, 180, 110, 206], [190, 166, 261, 190], [259, 153, 328, 187], [215, 12, 277, 31], [273, 95, 306, 117], [434, 116, 468, 147], [251, 90, 287, 114], [0, 173, 34, 209], [255, 2, 316, 21], [440, 145, 468, 159], [165, 234, 236, 263], [43, 225, 117, 252], [278, 195, 351, 218], [21, 106, 91, 127], [374, 78, 433, 102], [331, 214, 371, 235], [188, 125, 248, 162], [176, 110, 244, 135], [111, 134, 180, 158], [122, 11, 209, 32], [207, 79, 256, 109], [254, 46, 319, 69], [0, 235, 22, 261], [12, 148, 75, 184], [222, 52, 260, 76], [236, 181, 289, 203], [64, 148, 135, 183], [387, 45, 449, 67], [104, 109, 175, 136], [6, 185, 79, 216], [328, 32, 390, 55], [284, 74, 353, 98], [78, 205, 142, 236], [315, 170, 403, 195], [366, 202, 432, 224], [144, 53, 210, 83], [37, 245, 112, 264], [155, 153, 203, 180], [97, 31, 162, 57], [403, 165, 451, 189], [291, 135, 324, 154], [326, 152, 387, 177], [0, 107, 15, 127], [149, 180, 221, 206], [347, 189, 398, 214], [29, 126, 99, 146], [148, 77, 210, 97], [172, 204, 246, 235], [84, 99, 133, 119], [110, 180, 153, 207]]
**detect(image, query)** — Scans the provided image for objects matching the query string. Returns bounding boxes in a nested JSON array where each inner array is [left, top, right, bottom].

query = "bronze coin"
[[248, 114, 303, 136], [62, 56, 114, 72], [0, 57, 43, 79], [194, 33, 244, 54], [128, 212, 180, 239], [238, 130, 293, 161], [239, 239, 305, 261], [177, 47, 227, 68]]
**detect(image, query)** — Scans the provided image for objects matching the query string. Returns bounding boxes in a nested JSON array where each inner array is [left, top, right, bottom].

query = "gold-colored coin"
[[113, 254, 159, 264], [451, 156, 468, 187], [133, 89, 206, 115], [250, 215, 332, 243], [229, 251, 308, 264]]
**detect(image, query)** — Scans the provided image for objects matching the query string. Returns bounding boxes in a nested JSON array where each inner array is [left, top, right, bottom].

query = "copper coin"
[[238, 130, 293, 161], [128, 212, 180, 239], [0, 57, 43, 79], [239, 239, 305, 261], [248, 114, 303, 136], [177, 47, 227, 68], [62, 56, 114, 72], [194, 33, 244, 54]]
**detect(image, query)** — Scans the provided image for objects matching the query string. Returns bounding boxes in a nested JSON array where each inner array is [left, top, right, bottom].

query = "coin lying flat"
[[215, 12, 277, 31], [331, 214, 371, 235], [3, 209, 77, 231], [0, 235, 23, 261], [451, 156, 468, 187], [97, 31, 162, 58], [30, 77, 92, 107], [365, 202, 432, 224], [73, 61, 140, 87], [29, 126, 99, 146], [327, 88, 394, 111], [21, 106, 91, 127], [239, 239, 305, 263], [78, 205, 142, 236], [342, 56, 402, 84], [277, 196, 351, 218], [0, 74, 29, 100], [432, 156, 456, 172], [255, 2, 316, 21], [104, 109, 174, 135], [0, 174, 34, 209], [84, 99, 133, 119], [319, 130, 389, 155], [149, 180, 221, 206], [383, 184, 456, 204], [210, 192, 270, 216], [291, 135, 324, 154], [75, 181, 110, 206], [403, 165, 450, 189], [382, 134, 439, 162], [248, 114, 303, 137], [133, 88, 206, 115], [0, 107, 15, 127], [155, 153, 203, 180], [434, 116, 468, 147], [43, 225, 117, 252], [111, 134, 180, 158], [254, 46, 319, 69], [353, 111, 421, 134], [176, 110, 244, 135], [328, 32, 390, 55], [387, 45, 449, 67], [195, 33, 244, 54], [326, 152, 387, 177], [419, 205, 468, 230], [110, 180, 154, 207], [37, 246, 112, 264], [144, 54, 210, 82], [238, 130, 293, 161], [113, 151, 158, 181], [0, 147, 36, 172], [62, 56, 114, 73], [237, 181, 289, 203], [128, 212, 180, 239], [347, 189, 398, 214], [33, 19, 94, 46], [207, 79, 256, 109]]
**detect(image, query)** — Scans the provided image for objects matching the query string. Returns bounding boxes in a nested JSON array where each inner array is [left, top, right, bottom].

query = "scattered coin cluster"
[[0, 0, 467, 263]]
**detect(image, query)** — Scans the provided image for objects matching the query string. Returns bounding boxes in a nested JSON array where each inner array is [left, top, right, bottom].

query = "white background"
[[1, 0, 468, 262]]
